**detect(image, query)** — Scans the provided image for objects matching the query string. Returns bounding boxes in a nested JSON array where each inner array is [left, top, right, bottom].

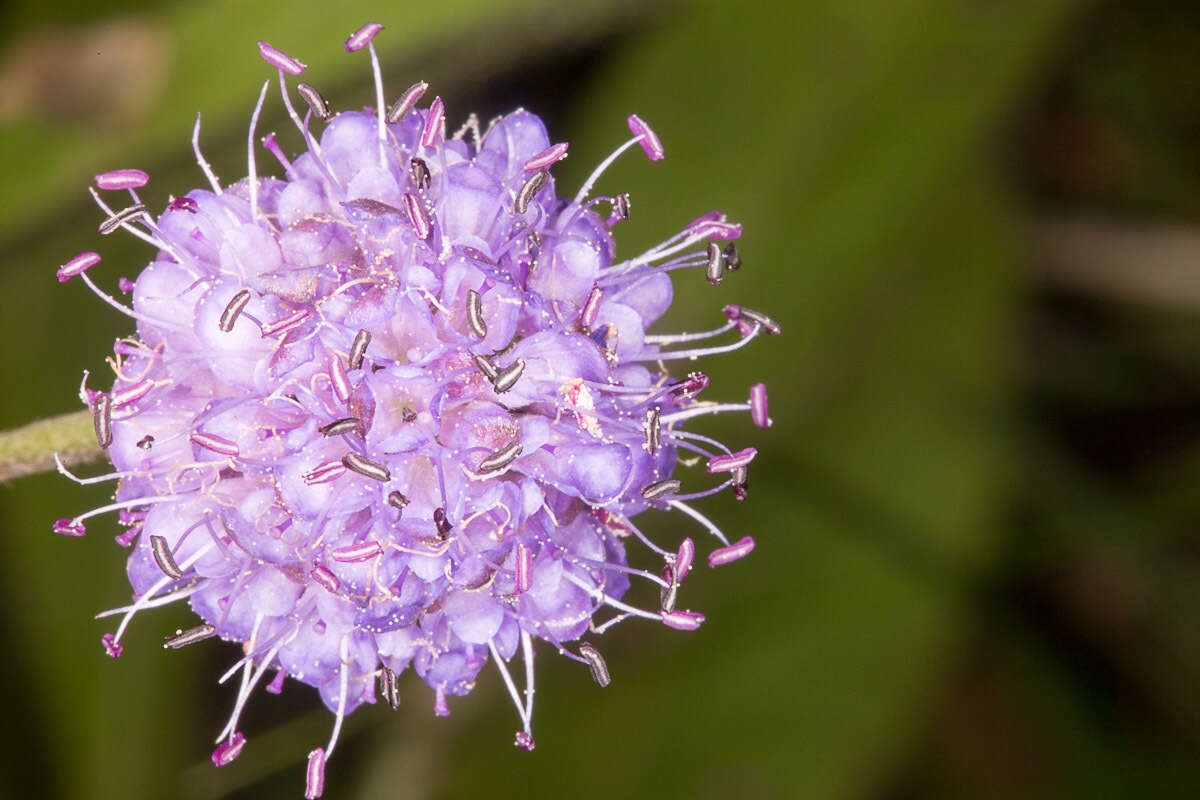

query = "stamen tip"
[[344, 22, 384, 52], [626, 114, 665, 161]]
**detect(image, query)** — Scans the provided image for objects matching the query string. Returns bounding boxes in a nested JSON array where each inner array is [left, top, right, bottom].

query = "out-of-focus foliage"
[[10, 0, 1200, 798]]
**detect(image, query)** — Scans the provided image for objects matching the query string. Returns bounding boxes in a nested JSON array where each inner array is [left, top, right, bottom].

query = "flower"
[[55, 22, 776, 797]]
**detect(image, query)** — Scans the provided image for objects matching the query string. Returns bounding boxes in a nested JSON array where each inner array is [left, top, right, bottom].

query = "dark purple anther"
[[579, 285, 603, 332], [705, 242, 723, 286], [660, 609, 705, 631], [466, 289, 487, 338], [410, 157, 431, 190], [379, 667, 400, 710], [731, 466, 749, 501], [641, 479, 681, 500], [344, 22, 383, 52], [473, 354, 498, 381], [257, 41, 307, 75], [492, 359, 525, 393], [387, 80, 428, 124], [674, 371, 709, 397], [101, 632, 123, 658], [163, 624, 216, 649], [404, 192, 430, 240], [724, 304, 781, 336], [577, 642, 611, 687], [610, 192, 631, 223], [644, 406, 661, 455], [54, 518, 86, 537], [92, 393, 112, 448], [515, 168, 549, 215], [348, 329, 371, 370], [514, 731, 536, 751], [99, 203, 147, 235], [219, 289, 252, 332], [305, 747, 326, 799], [331, 541, 383, 562], [420, 96, 445, 149], [707, 536, 756, 567], [168, 195, 198, 213], [319, 417, 360, 437], [212, 732, 246, 767], [190, 431, 240, 457], [304, 460, 347, 485], [57, 251, 101, 283], [674, 537, 695, 582], [478, 439, 522, 474], [626, 114, 664, 161], [722, 243, 741, 271], [750, 382, 770, 428], [95, 169, 149, 191], [515, 543, 532, 593], [297, 82, 333, 121], [707, 447, 756, 473], [523, 142, 569, 172], [387, 491, 408, 509], [342, 452, 390, 482], [433, 507, 452, 538], [150, 534, 183, 579], [310, 565, 340, 594]]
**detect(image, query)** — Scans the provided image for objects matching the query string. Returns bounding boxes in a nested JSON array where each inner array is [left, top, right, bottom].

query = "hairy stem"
[[0, 410, 102, 481]]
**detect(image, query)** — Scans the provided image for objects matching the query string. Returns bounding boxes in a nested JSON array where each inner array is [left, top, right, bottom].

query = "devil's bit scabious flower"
[[55, 22, 775, 797]]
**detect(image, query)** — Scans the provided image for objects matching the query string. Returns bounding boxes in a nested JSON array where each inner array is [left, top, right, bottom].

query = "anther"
[[257, 41, 307, 75], [723, 243, 741, 271], [57, 251, 102, 283], [111, 379, 154, 408], [348, 329, 371, 369], [401, 407, 417, 422], [136, 435, 155, 450], [305, 746, 326, 799], [514, 731, 536, 751], [310, 565, 339, 595], [702, 243, 723, 286], [674, 537, 695, 582], [420, 96, 445, 148], [297, 82, 333, 121], [98, 203, 147, 235], [344, 21, 383, 52], [404, 192, 431, 240], [724, 304, 781, 336], [749, 382, 770, 428], [379, 667, 400, 710], [190, 431, 240, 457], [515, 543, 532, 593], [342, 452, 390, 482], [643, 406, 661, 455], [674, 372, 709, 397], [387, 81, 429, 124], [95, 169, 149, 191], [731, 466, 749, 501], [387, 491, 408, 509], [163, 624, 216, 649], [707, 447, 756, 473], [577, 642, 611, 687], [473, 354, 498, 381], [211, 732, 246, 767], [169, 196, 198, 213], [92, 393, 112, 448], [53, 518, 86, 537], [304, 460, 346, 485], [433, 507, 452, 538], [515, 169, 549, 215], [641, 479, 681, 500], [478, 438, 522, 473], [524, 142, 569, 172], [659, 579, 679, 613], [219, 289, 252, 332], [329, 356, 351, 403], [331, 541, 383, 562], [410, 157, 431, 190], [612, 193, 631, 221], [466, 289, 487, 338], [626, 114, 665, 161], [101, 633, 123, 658], [492, 359, 525, 393], [320, 418, 360, 436], [708, 535, 756, 567], [260, 309, 310, 338], [580, 285, 603, 333], [660, 609, 705, 631], [149, 534, 183, 580]]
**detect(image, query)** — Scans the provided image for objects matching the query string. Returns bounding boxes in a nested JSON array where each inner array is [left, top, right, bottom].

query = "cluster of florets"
[[54, 22, 774, 798]]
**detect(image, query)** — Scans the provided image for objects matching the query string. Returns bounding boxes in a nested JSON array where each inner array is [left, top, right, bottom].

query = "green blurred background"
[[3, 0, 1200, 797]]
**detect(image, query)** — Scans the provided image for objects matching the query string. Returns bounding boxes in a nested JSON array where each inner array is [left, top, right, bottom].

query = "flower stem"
[[0, 410, 101, 481]]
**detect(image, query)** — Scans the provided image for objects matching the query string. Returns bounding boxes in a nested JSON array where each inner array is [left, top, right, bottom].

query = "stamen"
[[112, 378, 155, 408], [211, 731, 246, 767], [515, 732, 536, 751], [92, 393, 112, 448], [641, 479, 681, 500], [731, 466, 748, 501], [404, 192, 431, 240], [163, 624, 216, 649], [257, 41, 307, 75], [420, 96, 445, 148], [57, 251, 101, 283], [749, 382, 770, 428], [626, 114, 665, 161], [723, 243, 741, 271], [95, 169, 149, 191], [320, 417, 360, 436], [674, 537, 695, 582], [169, 195, 199, 213], [515, 169, 549, 215], [705, 242, 723, 286], [515, 543, 532, 593], [348, 329, 371, 370], [344, 21, 383, 52], [387, 81, 428, 124], [304, 460, 347, 485], [53, 518, 86, 537], [643, 406, 661, 454], [577, 642, 611, 687], [219, 289, 252, 332], [524, 142, 569, 172], [190, 431, 240, 457], [579, 285, 602, 333], [297, 82, 333, 121], [98, 203, 147, 235], [466, 289, 487, 338], [433, 507, 452, 538], [387, 491, 408, 509], [102, 633, 123, 658], [492, 358, 525, 393], [410, 158, 431, 190], [310, 564, 340, 594], [305, 747, 326, 799], [707, 535, 755, 567], [261, 308, 310, 338], [659, 580, 678, 613], [329, 355, 351, 402], [707, 447, 756, 473], [150, 534, 183, 580], [473, 354, 498, 381], [266, 669, 286, 694], [660, 609, 705, 631], [724, 304, 781, 336], [610, 192, 631, 223], [341, 452, 390, 482], [330, 541, 382, 562], [378, 667, 400, 710], [478, 438, 522, 473]]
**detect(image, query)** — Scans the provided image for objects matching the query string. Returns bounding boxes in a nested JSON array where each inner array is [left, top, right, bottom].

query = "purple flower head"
[[56, 27, 775, 797]]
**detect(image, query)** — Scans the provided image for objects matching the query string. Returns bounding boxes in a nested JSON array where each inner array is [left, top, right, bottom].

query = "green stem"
[[0, 410, 103, 481]]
